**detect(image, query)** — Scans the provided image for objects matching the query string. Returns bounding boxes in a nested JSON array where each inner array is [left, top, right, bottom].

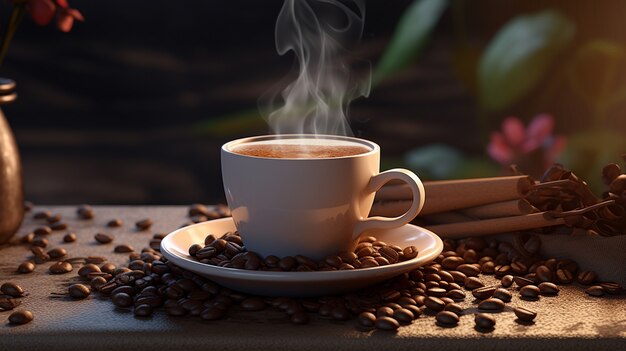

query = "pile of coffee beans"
[[187, 232, 419, 271], [7, 202, 624, 332]]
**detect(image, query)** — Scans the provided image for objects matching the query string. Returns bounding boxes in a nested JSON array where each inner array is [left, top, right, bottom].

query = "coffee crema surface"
[[232, 142, 370, 159]]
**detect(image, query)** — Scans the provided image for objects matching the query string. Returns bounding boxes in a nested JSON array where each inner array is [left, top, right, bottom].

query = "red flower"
[[487, 114, 566, 169], [23, 0, 83, 32]]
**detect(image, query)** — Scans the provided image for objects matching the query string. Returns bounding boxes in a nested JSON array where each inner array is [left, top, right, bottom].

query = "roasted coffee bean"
[[449, 271, 467, 284], [513, 276, 535, 287], [523, 235, 541, 254], [457, 264, 480, 277], [424, 296, 446, 312], [135, 218, 153, 231], [557, 259, 578, 275], [90, 276, 107, 291], [68, 284, 91, 299], [492, 288, 512, 302], [78, 264, 102, 278], [358, 312, 376, 328], [576, 271, 597, 285], [600, 282, 623, 295], [77, 204, 95, 219], [379, 246, 399, 263], [374, 316, 399, 330], [403, 246, 418, 260], [478, 298, 505, 311], [331, 306, 350, 321], [511, 261, 528, 275], [47, 247, 67, 259], [8, 310, 33, 325], [585, 285, 605, 297], [63, 232, 77, 243], [444, 303, 463, 316], [555, 269, 574, 284], [34, 226, 52, 236], [47, 214, 62, 223], [427, 287, 447, 297], [1, 282, 24, 297], [279, 256, 297, 271], [495, 265, 512, 277], [475, 313, 496, 329], [376, 306, 394, 318], [535, 265, 553, 282], [134, 304, 153, 317], [538, 282, 559, 295], [472, 286, 496, 300], [31, 236, 48, 248], [17, 261, 35, 274], [34, 210, 51, 219], [20, 232, 35, 244], [200, 306, 225, 320], [514, 307, 537, 322], [441, 256, 463, 270], [290, 312, 310, 325], [393, 308, 414, 324], [0, 297, 20, 311], [49, 261, 73, 274], [435, 311, 459, 326], [51, 222, 68, 231], [480, 261, 495, 274], [241, 297, 266, 311], [446, 289, 465, 301], [464, 277, 484, 290], [114, 244, 135, 253], [501, 275, 514, 287], [107, 219, 123, 227], [519, 285, 540, 299], [94, 233, 113, 244]]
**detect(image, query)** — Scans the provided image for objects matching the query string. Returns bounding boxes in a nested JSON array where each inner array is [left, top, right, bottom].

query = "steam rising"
[[260, 0, 370, 136]]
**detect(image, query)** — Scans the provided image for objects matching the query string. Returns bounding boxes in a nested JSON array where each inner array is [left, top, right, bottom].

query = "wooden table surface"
[[0, 206, 625, 351]]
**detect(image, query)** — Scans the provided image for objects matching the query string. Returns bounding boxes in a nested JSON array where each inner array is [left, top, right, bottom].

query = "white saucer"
[[160, 218, 443, 297]]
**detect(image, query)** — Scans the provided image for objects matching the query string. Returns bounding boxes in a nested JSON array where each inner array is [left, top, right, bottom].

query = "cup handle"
[[353, 168, 425, 240]]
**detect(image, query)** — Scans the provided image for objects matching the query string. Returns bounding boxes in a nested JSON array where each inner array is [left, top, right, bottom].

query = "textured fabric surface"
[[0, 206, 624, 351]]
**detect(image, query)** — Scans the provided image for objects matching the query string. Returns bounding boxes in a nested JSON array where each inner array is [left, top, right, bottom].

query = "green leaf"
[[478, 10, 575, 112], [372, 0, 449, 86]]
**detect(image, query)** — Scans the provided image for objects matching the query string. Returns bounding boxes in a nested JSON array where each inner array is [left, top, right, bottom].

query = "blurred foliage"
[[372, 0, 449, 86], [478, 10, 575, 112], [404, 144, 499, 180]]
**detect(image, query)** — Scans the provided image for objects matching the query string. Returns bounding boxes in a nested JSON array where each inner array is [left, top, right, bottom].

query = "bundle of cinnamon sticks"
[[372, 163, 626, 239]]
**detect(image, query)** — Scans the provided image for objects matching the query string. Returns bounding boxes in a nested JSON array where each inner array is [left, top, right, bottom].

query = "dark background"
[[3, 0, 626, 205]]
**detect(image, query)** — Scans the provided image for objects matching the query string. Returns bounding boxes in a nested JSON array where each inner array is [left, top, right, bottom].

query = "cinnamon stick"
[[459, 199, 538, 219], [424, 212, 566, 239], [374, 176, 534, 215]]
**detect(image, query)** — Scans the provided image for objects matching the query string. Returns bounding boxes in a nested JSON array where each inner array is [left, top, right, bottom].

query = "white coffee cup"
[[221, 134, 425, 260]]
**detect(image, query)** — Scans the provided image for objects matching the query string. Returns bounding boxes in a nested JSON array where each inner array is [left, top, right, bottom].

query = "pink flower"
[[23, 0, 83, 32], [488, 114, 566, 169]]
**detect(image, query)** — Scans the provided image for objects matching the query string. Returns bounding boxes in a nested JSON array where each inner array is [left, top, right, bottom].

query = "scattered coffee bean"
[[555, 269, 574, 284], [443, 303, 463, 316], [112, 292, 133, 307], [63, 232, 77, 243], [114, 244, 135, 253], [31, 236, 48, 248], [34, 226, 52, 236], [424, 296, 446, 312], [478, 298, 505, 311], [50, 222, 68, 231], [393, 308, 414, 324], [375, 316, 399, 330], [538, 282, 559, 295], [90, 276, 108, 291], [535, 265, 553, 282], [241, 297, 266, 311], [501, 275, 514, 287], [585, 285, 605, 297], [475, 313, 496, 329], [1, 282, 25, 297], [0, 298, 20, 311], [457, 264, 480, 277], [68, 284, 91, 299], [514, 307, 537, 322], [436, 311, 459, 326], [472, 286, 496, 300], [403, 246, 418, 260], [77, 204, 95, 219], [94, 233, 113, 244], [33, 211, 51, 220], [464, 277, 484, 290], [519, 285, 540, 299], [47, 247, 67, 259], [46, 213, 62, 224], [17, 261, 35, 274], [49, 261, 73, 274], [576, 271, 597, 285], [600, 282, 623, 295], [492, 288, 512, 302], [78, 264, 101, 278], [8, 310, 33, 325], [514, 276, 535, 287], [446, 289, 465, 300], [134, 304, 153, 317], [136, 218, 153, 231], [358, 312, 376, 328], [107, 219, 123, 227], [200, 306, 224, 320]]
